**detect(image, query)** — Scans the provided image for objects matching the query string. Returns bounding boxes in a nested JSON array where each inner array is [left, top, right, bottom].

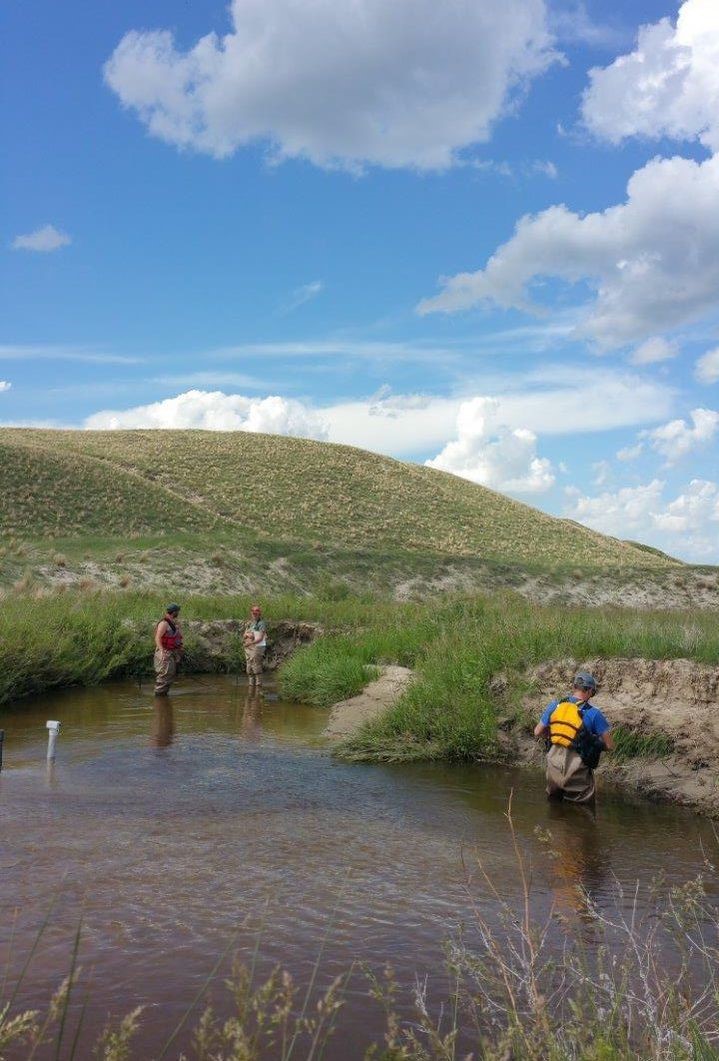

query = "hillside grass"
[[0, 428, 677, 569]]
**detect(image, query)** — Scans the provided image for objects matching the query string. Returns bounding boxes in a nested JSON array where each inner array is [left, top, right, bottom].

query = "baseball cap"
[[573, 671, 597, 692]]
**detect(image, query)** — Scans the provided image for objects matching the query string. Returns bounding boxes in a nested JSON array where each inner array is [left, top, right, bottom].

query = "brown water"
[[0, 676, 715, 1058]]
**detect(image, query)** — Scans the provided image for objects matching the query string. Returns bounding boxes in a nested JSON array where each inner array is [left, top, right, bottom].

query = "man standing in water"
[[244, 603, 267, 692], [534, 672, 613, 803], [154, 603, 184, 696]]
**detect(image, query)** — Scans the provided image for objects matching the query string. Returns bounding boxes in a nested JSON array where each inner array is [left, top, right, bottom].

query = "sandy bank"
[[325, 655, 719, 815], [324, 665, 413, 740], [173, 619, 321, 671]]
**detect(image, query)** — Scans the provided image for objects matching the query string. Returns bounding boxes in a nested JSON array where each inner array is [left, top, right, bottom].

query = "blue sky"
[[3, 0, 719, 561]]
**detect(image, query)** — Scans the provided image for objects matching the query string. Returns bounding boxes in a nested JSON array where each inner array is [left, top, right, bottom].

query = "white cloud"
[[569, 477, 719, 562], [592, 459, 611, 487], [0, 381, 11, 393], [532, 159, 558, 179], [426, 397, 554, 494], [0, 344, 141, 364], [281, 280, 324, 314], [549, 2, 629, 50], [323, 367, 673, 456], [629, 337, 678, 365], [12, 225, 71, 253], [643, 407, 719, 465], [582, 0, 719, 152], [616, 442, 643, 462], [84, 389, 328, 438], [104, 0, 556, 171], [418, 153, 719, 349], [696, 347, 719, 384]]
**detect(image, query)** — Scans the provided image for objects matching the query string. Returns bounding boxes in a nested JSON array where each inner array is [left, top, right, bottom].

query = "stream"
[[0, 675, 715, 1057]]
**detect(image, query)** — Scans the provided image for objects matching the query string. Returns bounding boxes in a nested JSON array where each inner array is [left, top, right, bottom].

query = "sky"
[[2, 0, 719, 563]]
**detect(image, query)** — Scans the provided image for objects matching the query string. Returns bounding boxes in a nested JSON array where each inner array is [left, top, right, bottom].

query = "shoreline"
[[326, 657, 719, 817]]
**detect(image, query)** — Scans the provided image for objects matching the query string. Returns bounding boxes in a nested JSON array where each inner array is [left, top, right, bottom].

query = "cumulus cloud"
[[425, 397, 555, 494], [12, 225, 71, 253], [643, 407, 719, 465], [84, 389, 328, 438], [0, 382, 11, 393], [696, 347, 719, 384], [568, 477, 719, 562], [582, 0, 719, 152], [418, 153, 719, 349], [104, 0, 556, 171], [630, 337, 678, 365]]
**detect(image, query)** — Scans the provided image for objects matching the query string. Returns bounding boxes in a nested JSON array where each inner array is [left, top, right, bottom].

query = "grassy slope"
[[0, 428, 675, 569]]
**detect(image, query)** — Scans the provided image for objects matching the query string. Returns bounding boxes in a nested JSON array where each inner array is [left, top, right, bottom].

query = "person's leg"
[[545, 745, 567, 800], [245, 646, 257, 689], [254, 646, 265, 687], [154, 650, 175, 696], [560, 749, 596, 804]]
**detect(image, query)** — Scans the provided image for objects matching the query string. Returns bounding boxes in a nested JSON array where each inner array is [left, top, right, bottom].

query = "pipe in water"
[[46, 720, 61, 761]]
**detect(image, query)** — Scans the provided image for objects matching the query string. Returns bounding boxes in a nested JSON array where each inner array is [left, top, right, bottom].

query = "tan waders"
[[546, 744, 596, 804], [244, 643, 266, 687], [154, 649, 178, 696]]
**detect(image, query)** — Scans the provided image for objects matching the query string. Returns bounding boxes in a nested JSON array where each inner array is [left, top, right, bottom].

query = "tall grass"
[[281, 594, 719, 762], [1, 588, 717, 766]]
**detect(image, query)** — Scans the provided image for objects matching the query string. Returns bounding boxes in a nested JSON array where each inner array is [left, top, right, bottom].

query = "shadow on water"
[[0, 674, 715, 1057]]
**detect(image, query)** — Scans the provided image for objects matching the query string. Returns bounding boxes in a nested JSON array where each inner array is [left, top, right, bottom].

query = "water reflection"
[[545, 800, 609, 928], [151, 698, 174, 748], [241, 692, 262, 740]]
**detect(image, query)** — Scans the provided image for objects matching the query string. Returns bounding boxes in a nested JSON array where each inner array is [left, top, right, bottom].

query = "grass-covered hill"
[[0, 428, 672, 570]]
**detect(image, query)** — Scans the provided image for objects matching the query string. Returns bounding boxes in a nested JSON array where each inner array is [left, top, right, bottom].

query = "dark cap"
[[166, 603, 180, 615], [573, 671, 597, 692]]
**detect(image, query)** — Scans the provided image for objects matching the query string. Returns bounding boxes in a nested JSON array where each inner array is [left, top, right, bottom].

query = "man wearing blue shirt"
[[534, 672, 613, 803]]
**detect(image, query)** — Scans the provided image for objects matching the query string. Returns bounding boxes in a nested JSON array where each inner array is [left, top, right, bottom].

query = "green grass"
[[0, 588, 716, 771], [279, 594, 719, 762], [0, 427, 679, 569], [612, 726, 676, 760]]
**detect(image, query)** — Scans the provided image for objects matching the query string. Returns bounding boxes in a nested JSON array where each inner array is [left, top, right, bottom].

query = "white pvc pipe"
[[46, 720, 61, 761]]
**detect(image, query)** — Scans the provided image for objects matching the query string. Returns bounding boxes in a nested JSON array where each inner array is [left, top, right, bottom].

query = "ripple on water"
[[0, 675, 714, 1057]]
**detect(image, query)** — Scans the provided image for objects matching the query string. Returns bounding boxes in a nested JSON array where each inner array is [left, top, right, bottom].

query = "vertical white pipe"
[[46, 720, 61, 761]]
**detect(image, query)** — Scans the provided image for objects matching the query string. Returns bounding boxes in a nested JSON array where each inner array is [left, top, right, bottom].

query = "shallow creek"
[[0, 676, 715, 1057]]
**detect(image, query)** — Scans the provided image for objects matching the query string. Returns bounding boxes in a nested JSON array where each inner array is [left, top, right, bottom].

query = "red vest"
[[159, 618, 183, 651]]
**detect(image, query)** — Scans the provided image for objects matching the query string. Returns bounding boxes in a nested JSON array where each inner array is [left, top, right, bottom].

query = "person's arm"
[[155, 621, 167, 651], [534, 700, 556, 739], [592, 708, 613, 752]]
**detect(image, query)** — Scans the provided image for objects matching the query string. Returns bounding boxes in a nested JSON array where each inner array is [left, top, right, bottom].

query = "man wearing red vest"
[[154, 603, 184, 696]]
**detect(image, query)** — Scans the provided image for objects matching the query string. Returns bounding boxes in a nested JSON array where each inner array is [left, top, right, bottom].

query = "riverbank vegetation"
[[1, 587, 717, 768], [3, 811, 718, 1059]]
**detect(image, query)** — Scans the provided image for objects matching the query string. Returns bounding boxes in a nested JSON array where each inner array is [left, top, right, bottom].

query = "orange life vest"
[[159, 618, 183, 652]]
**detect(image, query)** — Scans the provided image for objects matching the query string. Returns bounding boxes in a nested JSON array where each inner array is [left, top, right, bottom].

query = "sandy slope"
[[324, 665, 413, 740]]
